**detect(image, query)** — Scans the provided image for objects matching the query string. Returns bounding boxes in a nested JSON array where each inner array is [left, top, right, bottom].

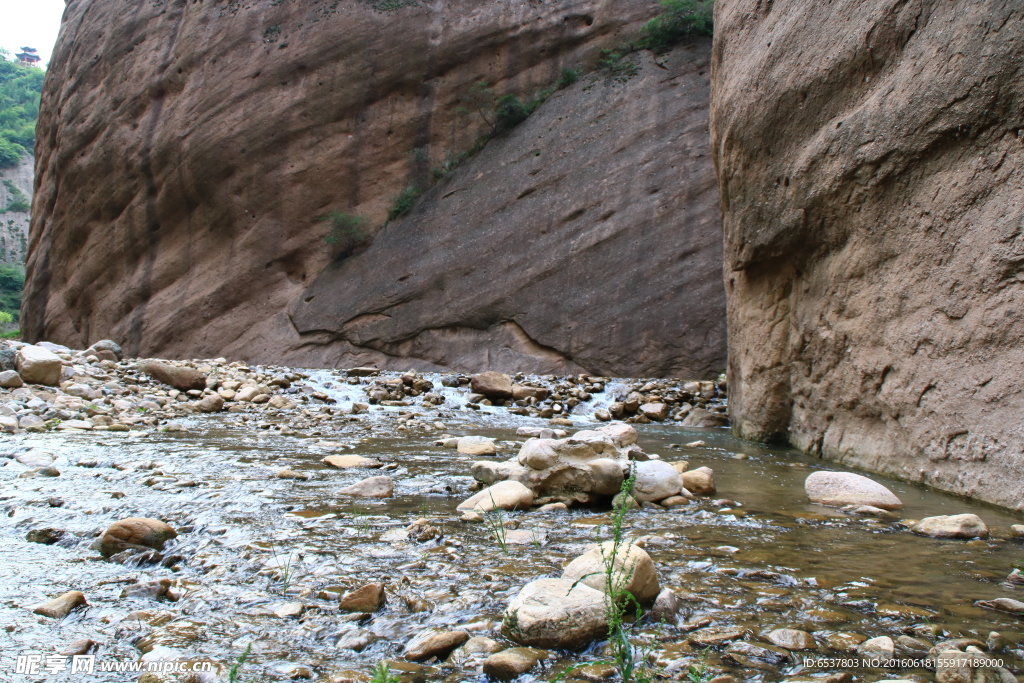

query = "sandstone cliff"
[[24, 0, 726, 378], [0, 155, 32, 264], [712, 1, 1024, 509]]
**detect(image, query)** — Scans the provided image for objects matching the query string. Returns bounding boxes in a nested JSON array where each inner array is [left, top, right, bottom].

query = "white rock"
[[458, 436, 497, 456], [457, 481, 535, 512], [561, 541, 660, 604], [858, 636, 895, 659], [805, 471, 903, 510], [338, 476, 393, 498], [911, 514, 989, 539], [632, 460, 683, 502], [502, 578, 607, 649]]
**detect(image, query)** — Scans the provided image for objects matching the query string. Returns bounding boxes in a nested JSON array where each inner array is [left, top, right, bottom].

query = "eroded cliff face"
[[712, 1, 1024, 509], [0, 156, 32, 264], [24, 0, 726, 378]]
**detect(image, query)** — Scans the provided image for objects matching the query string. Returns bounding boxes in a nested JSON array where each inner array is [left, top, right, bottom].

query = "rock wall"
[[24, 0, 726, 379], [711, 0, 1024, 510], [0, 156, 32, 264]]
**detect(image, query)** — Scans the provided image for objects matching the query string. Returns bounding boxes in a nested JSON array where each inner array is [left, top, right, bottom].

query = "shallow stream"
[[2, 370, 1022, 683]]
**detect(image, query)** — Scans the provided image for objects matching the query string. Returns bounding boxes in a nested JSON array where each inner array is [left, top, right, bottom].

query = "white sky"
[[0, 0, 67, 68]]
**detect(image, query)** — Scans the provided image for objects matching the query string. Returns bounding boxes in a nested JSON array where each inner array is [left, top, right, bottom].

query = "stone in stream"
[[19, 415, 46, 431], [404, 628, 470, 661], [975, 598, 1024, 616], [26, 527, 65, 545], [121, 579, 175, 600], [273, 602, 305, 619], [561, 541, 660, 604], [639, 402, 670, 421], [276, 469, 309, 480], [681, 466, 716, 496], [502, 578, 607, 650], [843, 504, 899, 519], [723, 641, 790, 670], [100, 518, 178, 558], [33, 591, 87, 619], [470, 371, 513, 399], [804, 471, 903, 510], [139, 361, 207, 391], [1011, 524, 1024, 539], [911, 514, 989, 539], [457, 435, 497, 456], [680, 407, 729, 428], [512, 384, 550, 401], [457, 480, 534, 512], [339, 583, 385, 612], [895, 635, 932, 655], [649, 588, 685, 625], [335, 628, 378, 652], [448, 637, 503, 666], [688, 626, 750, 648], [766, 628, 817, 651], [85, 339, 123, 360], [195, 394, 224, 412], [16, 345, 63, 386], [483, 648, 548, 681], [17, 451, 55, 468], [857, 636, 895, 659], [323, 455, 382, 469], [631, 460, 683, 502], [61, 638, 97, 656], [339, 476, 393, 498], [0, 370, 23, 388]]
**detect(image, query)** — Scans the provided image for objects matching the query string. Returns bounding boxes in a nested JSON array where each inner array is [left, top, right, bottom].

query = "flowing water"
[[1, 370, 1022, 683]]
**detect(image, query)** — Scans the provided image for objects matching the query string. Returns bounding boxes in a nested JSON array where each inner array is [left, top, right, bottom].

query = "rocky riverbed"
[[2, 341, 1023, 683]]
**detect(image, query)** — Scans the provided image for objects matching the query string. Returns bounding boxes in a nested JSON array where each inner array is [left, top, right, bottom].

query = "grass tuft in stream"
[[227, 643, 251, 683], [267, 541, 295, 594], [369, 661, 401, 683], [482, 493, 509, 553]]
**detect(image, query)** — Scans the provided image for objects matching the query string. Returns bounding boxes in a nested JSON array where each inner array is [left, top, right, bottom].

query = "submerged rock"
[[804, 471, 903, 510], [766, 628, 817, 651], [339, 476, 394, 498], [483, 648, 547, 681], [339, 583, 386, 613]]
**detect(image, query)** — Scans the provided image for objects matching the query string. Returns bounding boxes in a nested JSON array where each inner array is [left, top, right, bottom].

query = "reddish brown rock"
[[339, 583, 386, 613], [470, 372, 514, 400], [25, 0, 725, 380], [712, 0, 1024, 511], [100, 517, 177, 558], [139, 361, 206, 392]]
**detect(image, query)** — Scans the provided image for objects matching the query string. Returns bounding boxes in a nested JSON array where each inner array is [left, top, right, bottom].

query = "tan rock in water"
[[33, 591, 87, 618], [139, 361, 206, 391], [100, 518, 177, 558], [561, 541, 659, 604], [502, 578, 607, 649], [323, 455, 382, 469], [338, 476, 393, 498], [912, 514, 988, 540], [339, 583, 385, 613], [404, 629, 469, 661], [457, 481, 534, 512], [483, 648, 548, 681]]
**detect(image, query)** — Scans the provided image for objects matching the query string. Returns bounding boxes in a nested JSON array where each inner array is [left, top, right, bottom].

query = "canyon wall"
[[0, 155, 32, 264], [712, 0, 1024, 510], [24, 0, 726, 378]]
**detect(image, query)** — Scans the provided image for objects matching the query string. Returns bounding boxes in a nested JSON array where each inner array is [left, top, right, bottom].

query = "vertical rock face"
[[0, 156, 32, 263], [23, 0, 727, 378], [711, 0, 1024, 510]]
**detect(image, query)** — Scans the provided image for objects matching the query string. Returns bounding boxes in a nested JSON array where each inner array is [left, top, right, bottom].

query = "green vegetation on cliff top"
[[0, 49, 44, 168]]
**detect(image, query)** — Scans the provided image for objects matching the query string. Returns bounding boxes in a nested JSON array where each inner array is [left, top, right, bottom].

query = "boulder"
[[139, 361, 207, 391], [16, 345, 63, 386], [100, 518, 178, 558], [33, 591, 88, 619], [483, 648, 547, 681], [512, 385, 550, 401], [470, 372, 514, 399], [195, 394, 224, 412], [323, 455, 382, 469], [766, 628, 817, 651], [457, 481, 534, 512], [339, 583, 385, 613], [911, 514, 989, 540], [680, 466, 716, 496], [458, 436, 497, 456], [86, 339, 123, 360], [339, 476, 394, 498], [805, 471, 903, 510], [0, 370, 23, 388], [631, 460, 683, 502], [681, 407, 729, 428], [502, 578, 607, 650], [639, 403, 670, 421], [561, 541, 660, 604], [404, 629, 469, 661]]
